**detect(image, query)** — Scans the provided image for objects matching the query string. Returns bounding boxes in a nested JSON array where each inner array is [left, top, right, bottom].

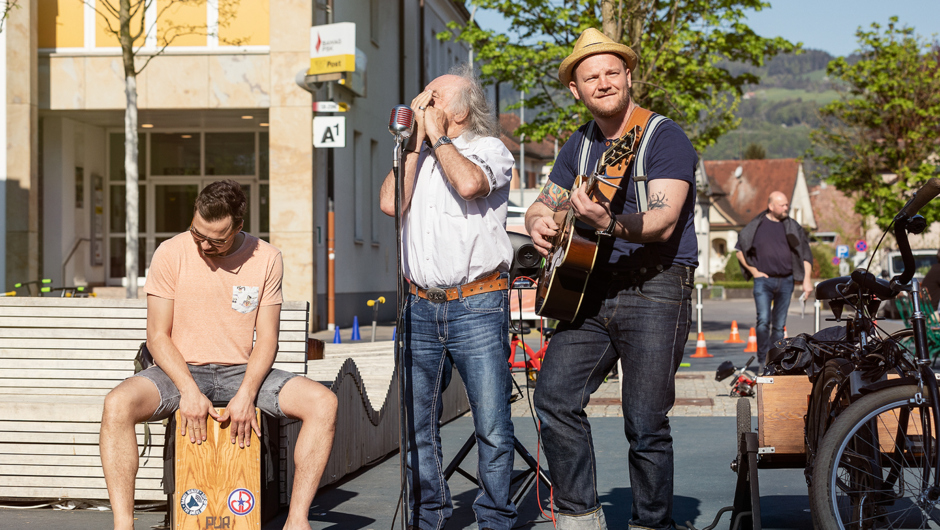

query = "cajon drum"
[[165, 406, 278, 529]]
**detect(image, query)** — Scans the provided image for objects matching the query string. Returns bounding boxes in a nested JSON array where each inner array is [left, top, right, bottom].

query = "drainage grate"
[[589, 397, 714, 407], [675, 374, 705, 379]]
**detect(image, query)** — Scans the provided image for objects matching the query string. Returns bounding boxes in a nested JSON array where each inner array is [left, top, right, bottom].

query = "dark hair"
[[194, 179, 247, 227]]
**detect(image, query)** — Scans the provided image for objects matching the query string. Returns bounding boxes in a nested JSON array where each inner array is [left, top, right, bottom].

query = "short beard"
[[583, 89, 631, 119]]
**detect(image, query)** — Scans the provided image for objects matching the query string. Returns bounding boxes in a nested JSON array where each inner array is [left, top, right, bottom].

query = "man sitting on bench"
[[100, 179, 337, 530]]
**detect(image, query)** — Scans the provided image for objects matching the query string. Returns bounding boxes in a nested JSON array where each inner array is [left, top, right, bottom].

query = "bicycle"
[[716, 355, 758, 398], [808, 177, 940, 529]]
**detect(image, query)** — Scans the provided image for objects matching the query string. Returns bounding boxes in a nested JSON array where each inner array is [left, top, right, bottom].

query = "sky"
[[472, 0, 940, 57]]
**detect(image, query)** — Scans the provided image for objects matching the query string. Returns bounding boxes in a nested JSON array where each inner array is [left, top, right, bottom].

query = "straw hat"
[[558, 28, 638, 86]]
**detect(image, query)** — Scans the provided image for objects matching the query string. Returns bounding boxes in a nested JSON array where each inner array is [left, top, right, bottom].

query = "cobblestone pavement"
[[509, 371, 750, 418]]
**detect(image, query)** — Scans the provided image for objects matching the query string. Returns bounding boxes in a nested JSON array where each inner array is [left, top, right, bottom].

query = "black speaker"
[[508, 231, 541, 287]]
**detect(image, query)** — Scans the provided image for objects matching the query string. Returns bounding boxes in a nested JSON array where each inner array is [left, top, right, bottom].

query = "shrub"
[[811, 244, 838, 279], [723, 254, 746, 282]]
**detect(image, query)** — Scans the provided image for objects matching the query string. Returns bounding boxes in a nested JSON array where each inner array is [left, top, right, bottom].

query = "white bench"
[[0, 298, 309, 503]]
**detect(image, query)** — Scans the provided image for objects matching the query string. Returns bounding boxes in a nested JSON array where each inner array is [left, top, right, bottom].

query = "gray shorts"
[[133, 364, 297, 422]]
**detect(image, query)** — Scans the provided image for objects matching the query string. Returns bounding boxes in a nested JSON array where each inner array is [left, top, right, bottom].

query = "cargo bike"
[[721, 178, 940, 530]]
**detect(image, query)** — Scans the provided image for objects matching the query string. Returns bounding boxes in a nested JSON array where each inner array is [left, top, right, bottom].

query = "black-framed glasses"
[[189, 218, 239, 247]]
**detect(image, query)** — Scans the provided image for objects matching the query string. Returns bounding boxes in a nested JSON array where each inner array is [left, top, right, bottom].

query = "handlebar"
[[850, 269, 894, 301], [899, 177, 940, 220], [744, 355, 755, 369]]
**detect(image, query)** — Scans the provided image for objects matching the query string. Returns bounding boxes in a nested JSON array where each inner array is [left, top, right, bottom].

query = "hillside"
[[702, 49, 850, 179]]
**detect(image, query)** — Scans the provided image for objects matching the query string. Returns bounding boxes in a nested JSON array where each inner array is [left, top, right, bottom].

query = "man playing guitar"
[[524, 28, 699, 530]]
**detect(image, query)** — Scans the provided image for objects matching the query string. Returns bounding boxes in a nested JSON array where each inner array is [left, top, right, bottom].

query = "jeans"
[[753, 275, 794, 364], [534, 266, 693, 530], [403, 281, 516, 530]]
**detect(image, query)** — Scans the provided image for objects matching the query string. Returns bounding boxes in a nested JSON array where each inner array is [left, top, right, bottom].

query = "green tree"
[[743, 142, 766, 159], [442, 0, 798, 151], [810, 18, 940, 230]]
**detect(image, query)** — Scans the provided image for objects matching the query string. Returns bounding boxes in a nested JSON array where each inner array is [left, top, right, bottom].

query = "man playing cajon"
[[100, 180, 337, 530]]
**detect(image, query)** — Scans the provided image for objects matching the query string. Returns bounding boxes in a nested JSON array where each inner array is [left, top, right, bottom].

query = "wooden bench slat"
[[0, 420, 165, 435], [0, 454, 163, 467], [0, 432, 155, 445], [0, 350, 139, 360], [0, 317, 148, 329], [0, 329, 150, 339], [1, 338, 304, 350], [1, 466, 164, 479], [0, 486, 165, 500], [0, 359, 137, 370], [0, 475, 163, 489], [0, 388, 112, 396]]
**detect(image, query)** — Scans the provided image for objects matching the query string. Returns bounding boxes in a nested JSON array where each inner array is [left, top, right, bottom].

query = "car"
[[876, 248, 938, 319]]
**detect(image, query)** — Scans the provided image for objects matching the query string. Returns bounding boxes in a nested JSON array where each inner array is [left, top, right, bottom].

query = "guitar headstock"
[[600, 125, 641, 169]]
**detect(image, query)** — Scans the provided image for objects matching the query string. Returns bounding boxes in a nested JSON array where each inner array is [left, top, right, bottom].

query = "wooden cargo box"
[[757, 375, 813, 457]]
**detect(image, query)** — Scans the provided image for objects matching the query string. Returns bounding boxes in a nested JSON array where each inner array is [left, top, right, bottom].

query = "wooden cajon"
[[757, 375, 813, 464], [172, 407, 262, 530]]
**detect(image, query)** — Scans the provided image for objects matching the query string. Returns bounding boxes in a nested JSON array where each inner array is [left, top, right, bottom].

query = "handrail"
[[61, 238, 90, 288]]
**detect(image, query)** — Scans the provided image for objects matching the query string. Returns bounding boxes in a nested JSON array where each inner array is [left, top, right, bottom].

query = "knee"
[[102, 385, 145, 426], [286, 379, 337, 428]]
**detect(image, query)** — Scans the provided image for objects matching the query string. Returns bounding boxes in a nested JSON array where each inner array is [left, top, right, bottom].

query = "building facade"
[[3, 0, 472, 330]]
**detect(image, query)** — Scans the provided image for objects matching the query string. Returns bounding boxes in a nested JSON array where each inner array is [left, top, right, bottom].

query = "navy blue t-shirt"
[[547, 116, 699, 271]]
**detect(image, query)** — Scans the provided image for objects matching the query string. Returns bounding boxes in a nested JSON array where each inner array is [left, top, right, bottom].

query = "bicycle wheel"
[[807, 358, 853, 498], [811, 385, 939, 529]]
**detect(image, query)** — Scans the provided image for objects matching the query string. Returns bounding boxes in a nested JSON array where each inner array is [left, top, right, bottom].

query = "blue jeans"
[[534, 266, 693, 530], [402, 283, 516, 530], [753, 275, 794, 364]]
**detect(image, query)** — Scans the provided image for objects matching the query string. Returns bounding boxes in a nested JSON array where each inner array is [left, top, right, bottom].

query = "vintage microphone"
[[387, 104, 413, 530]]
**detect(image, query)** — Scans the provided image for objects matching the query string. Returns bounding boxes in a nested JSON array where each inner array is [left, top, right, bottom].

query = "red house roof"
[[704, 159, 801, 227]]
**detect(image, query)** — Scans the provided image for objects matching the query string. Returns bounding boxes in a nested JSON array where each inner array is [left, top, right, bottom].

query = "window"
[[106, 131, 269, 283]]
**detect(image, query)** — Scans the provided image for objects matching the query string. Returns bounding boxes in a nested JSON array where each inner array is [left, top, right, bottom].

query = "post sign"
[[836, 245, 850, 259], [313, 116, 346, 148], [309, 23, 356, 75], [855, 240, 868, 253]]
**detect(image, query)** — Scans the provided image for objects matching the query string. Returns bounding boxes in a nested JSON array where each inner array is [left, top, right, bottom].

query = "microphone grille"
[[395, 106, 413, 127]]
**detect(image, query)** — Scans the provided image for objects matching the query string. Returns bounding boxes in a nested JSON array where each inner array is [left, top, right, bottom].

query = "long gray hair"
[[449, 63, 499, 138]]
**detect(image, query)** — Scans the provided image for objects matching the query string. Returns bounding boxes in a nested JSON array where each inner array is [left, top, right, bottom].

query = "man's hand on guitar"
[[571, 183, 614, 232], [529, 216, 559, 257]]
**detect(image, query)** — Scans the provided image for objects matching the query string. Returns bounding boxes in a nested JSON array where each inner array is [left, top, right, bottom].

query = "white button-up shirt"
[[403, 133, 514, 289]]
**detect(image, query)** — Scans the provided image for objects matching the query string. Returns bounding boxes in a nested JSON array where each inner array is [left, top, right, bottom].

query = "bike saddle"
[[816, 276, 857, 302]]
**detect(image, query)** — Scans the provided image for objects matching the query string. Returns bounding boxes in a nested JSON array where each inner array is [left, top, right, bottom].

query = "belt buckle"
[[426, 287, 447, 303]]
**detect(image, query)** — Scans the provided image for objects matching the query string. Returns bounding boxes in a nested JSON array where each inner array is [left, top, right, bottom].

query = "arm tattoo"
[[534, 181, 571, 211], [648, 192, 668, 211]]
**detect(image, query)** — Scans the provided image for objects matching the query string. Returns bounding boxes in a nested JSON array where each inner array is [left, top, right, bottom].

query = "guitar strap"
[[574, 108, 658, 204]]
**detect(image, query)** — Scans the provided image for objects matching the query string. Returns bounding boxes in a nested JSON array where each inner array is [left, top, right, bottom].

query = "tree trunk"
[[600, 0, 623, 42], [625, 1, 650, 102], [120, 0, 139, 299]]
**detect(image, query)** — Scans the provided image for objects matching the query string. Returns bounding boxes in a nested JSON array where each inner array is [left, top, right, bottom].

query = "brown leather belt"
[[409, 271, 507, 303]]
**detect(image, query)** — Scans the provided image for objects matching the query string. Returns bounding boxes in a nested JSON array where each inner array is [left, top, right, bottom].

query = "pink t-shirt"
[[144, 232, 284, 365]]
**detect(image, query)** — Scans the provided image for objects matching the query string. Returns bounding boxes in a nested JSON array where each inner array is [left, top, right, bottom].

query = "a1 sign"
[[313, 116, 346, 148], [836, 245, 850, 259], [855, 240, 868, 253]]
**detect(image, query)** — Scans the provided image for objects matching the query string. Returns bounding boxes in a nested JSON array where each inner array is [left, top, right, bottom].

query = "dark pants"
[[534, 265, 693, 529]]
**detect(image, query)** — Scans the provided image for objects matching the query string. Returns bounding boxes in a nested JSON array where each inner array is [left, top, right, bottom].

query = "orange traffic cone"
[[783, 326, 788, 339], [724, 320, 745, 343], [744, 327, 758, 353], [690, 332, 713, 358]]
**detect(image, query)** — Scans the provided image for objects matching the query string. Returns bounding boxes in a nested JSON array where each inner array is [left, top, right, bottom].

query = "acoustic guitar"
[[535, 128, 640, 322]]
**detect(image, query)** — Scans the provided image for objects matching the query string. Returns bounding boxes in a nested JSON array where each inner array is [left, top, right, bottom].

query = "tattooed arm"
[[569, 178, 690, 243], [525, 181, 571, 257]]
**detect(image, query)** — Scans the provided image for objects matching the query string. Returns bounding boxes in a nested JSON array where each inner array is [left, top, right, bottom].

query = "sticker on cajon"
[[173, 407, 261, 529]]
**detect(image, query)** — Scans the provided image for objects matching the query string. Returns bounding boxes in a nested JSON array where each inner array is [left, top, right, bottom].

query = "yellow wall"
[[95, 1, 146, 48], [157, 0, 207, 47], [38, 0, 84, 48], [219, 0, 269, 46]]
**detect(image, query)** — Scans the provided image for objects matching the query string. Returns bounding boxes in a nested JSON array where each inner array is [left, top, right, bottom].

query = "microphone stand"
[[392, 134, 410, 530]]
